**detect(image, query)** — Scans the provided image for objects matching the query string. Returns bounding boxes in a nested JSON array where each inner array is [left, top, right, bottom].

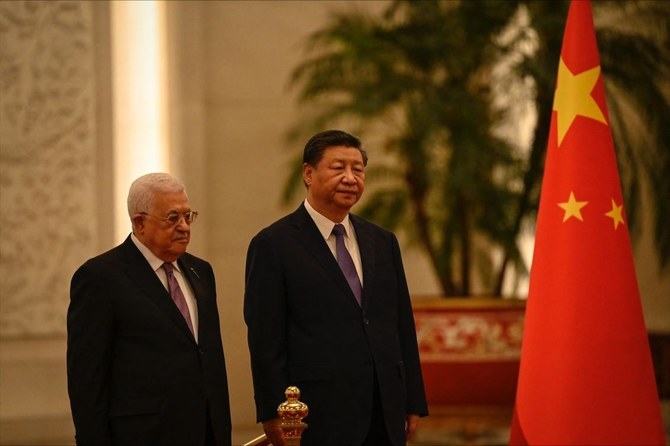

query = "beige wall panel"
[[0, 1, 113, 443], [0, 0, 99, 338]]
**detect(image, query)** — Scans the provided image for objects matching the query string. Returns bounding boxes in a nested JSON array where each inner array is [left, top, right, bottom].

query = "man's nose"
[[342, 168, 356, 182], [176, 216, 191, 229]]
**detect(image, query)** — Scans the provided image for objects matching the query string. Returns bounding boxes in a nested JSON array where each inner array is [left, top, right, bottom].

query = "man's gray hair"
[[127, 173, 187, 217]]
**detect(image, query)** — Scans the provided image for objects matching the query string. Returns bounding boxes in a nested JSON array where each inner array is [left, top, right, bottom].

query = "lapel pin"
[[189, 267, 200, 279]]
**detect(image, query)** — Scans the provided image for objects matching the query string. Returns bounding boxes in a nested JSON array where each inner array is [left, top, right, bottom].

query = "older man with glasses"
[[67, 172, 232, 446]]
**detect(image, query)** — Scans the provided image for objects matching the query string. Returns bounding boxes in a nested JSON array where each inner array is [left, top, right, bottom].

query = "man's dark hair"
[[303, 130, 368, 167]]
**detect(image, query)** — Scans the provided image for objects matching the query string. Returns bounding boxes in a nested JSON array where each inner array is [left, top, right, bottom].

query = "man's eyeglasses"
[[140, 211, 199, 226]]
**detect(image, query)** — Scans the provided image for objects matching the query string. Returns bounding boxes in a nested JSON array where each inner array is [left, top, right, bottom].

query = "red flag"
[[510, 1, 666, 444]]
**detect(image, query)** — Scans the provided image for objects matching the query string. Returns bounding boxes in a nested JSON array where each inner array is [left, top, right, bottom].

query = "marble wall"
[[0, 2, 111, 442], [0, 1, 99, 338]]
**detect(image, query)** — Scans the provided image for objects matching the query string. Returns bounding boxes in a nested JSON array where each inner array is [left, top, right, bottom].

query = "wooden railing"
[[243, 386, 308, 446]]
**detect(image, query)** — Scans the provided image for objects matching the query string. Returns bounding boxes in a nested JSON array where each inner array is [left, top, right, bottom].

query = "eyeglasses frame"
[[138, 210, 199, 226]]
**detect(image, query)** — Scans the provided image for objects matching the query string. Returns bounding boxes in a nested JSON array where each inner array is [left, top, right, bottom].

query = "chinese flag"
[[509, 1, 666, 445]]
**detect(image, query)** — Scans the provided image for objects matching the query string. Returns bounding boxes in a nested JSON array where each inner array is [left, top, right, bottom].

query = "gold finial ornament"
[[278, 386, 308, 445]]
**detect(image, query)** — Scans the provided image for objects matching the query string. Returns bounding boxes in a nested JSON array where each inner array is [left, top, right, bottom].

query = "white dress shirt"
[[131, 233, 199, 342], [304, 200, 364, 286]]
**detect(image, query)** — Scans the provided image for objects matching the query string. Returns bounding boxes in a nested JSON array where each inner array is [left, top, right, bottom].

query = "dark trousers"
[[361, 376, 394, 446], [205, 406, 216, 446]]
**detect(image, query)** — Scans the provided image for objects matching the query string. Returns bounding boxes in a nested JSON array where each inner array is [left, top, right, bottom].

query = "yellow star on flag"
[[553, 58, 607, 145], [558, 191, 588, 222], [605, 199, 625, 229]]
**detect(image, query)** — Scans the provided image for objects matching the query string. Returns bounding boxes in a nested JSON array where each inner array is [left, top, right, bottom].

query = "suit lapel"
[[119, 237, 196, 344], [351, 215, 375, 310], [179, 257, 206, 302], [291, 205, 361, 309], [291, 205, 375, 310], [179, 256, 209, 341]]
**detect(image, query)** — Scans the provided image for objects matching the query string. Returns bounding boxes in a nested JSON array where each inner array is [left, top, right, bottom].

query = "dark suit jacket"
[[244, 204, 427, 446], [67, 236, 232, 446]]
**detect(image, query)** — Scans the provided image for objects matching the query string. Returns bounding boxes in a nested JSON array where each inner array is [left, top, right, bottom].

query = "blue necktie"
[[163, 263, 195, 336], [332, 224, 362, 306]]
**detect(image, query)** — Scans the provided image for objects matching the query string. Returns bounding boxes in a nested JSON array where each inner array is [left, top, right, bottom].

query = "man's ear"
[[302, 163, 313, 186], [131, 214, 145, 234]]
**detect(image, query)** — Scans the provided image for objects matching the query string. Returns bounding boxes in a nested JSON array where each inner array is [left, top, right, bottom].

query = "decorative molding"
[[0, 1, 97, 337]]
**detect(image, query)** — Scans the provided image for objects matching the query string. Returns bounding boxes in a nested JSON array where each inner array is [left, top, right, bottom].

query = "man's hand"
[[262, 418, 285, 446], [405, 414, 420, 442]]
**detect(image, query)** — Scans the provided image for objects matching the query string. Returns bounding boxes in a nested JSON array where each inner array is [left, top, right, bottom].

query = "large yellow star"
[[558, 191, 588, 222], [605, 199, 625, 230], [553, 58, 607, 145]]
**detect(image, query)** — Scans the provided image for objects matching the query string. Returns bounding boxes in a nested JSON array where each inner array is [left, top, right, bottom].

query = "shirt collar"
[[130, 233, 182, 273], [304, 200, 354, 241]]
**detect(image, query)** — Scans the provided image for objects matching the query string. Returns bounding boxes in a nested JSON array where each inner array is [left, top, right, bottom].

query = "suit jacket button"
[[362, 317, 370, 325]]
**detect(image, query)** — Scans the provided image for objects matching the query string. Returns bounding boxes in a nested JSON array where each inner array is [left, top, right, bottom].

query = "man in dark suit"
[[67, 173, 232, 446], [244, 130, 428, 446]]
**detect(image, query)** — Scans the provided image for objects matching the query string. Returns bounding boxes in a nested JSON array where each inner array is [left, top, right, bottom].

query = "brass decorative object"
[[278, 386, 308, 445], [242, 386, 308, 446]]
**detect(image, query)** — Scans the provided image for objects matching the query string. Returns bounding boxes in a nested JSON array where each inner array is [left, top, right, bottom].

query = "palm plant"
[[283, 0, 670, 297], [496, 0, 670, 295]]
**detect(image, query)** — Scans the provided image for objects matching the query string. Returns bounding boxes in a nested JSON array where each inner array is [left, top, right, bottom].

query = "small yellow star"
[[553, 58, 607, 145], [558, 191, 588, 222], [605, 199, 625, 230]]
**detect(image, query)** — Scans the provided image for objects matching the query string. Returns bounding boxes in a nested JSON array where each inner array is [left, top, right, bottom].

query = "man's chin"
[[169, 244, 189, 259], [335, 194, 360, 206]]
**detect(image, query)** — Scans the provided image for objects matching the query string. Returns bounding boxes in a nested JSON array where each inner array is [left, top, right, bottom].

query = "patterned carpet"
[[410, 405, 511, 446]]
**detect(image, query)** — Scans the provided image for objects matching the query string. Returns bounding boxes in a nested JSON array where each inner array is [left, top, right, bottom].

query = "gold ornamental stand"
[[277, 386, 308, 446], [243, 386, 308, 446]]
